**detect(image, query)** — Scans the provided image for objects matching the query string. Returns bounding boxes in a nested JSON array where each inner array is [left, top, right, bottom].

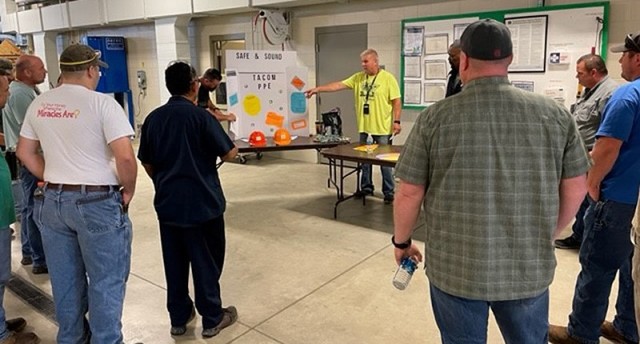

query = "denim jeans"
[[568, 197, 637, 344], [570, 196, 590, 242], [430, 284, 549, 344], [633, 231, 640, 337], [34, 186, 132, 344], [359, 132, 394, 197], [10, 180, 22, 222], [19, 166, 46, 267], [0, 228, 11, 341], [159, 216, 226, 329]]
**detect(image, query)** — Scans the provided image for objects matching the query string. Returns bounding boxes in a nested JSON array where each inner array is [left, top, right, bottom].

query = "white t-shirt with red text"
[[20, 83, 134, 185]]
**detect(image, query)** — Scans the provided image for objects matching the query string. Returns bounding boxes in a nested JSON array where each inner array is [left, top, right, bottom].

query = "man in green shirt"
[[392, 19, 590, 343], [305, 49, 401, 204]]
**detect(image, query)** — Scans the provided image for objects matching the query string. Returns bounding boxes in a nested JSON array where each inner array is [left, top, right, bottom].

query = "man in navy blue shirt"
[[138, 61, 238, 338]]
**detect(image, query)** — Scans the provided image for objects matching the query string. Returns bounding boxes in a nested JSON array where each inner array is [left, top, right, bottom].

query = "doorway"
[[315, 24, 367, 161]]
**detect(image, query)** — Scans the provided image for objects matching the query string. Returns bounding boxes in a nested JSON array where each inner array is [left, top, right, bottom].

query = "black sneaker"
[[554, 235, 581, 250], [384, 195, 394, 205], [5, 317, 27, 332], [20, 256, 32, 266], [32, 266, 48, 275], [354, 189, 373, 199]]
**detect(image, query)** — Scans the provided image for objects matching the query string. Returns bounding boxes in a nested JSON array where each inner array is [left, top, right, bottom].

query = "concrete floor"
[[5, 154, 623, 343]]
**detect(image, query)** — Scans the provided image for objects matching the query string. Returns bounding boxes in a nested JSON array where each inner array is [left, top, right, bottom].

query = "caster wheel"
[[239, 156, 247, 164], [256, 152, 263, 160]]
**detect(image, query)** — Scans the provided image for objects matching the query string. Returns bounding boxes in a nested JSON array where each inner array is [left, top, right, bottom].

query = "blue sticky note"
[[229, 93, 239, 106], [290, 92, 306, 114]]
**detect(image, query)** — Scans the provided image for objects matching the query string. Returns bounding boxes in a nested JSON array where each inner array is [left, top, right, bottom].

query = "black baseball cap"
[[460, 19, 513, 60], [611, 32, 640, 53]]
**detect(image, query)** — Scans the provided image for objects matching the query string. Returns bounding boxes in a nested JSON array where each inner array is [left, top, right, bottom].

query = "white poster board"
[[225, 50, 309, 139]]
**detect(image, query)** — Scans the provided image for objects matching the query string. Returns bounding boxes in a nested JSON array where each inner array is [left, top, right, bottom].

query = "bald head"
[[15, 55, 47, 86]]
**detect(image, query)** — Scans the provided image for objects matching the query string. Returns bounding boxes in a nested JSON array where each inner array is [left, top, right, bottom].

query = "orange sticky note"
[[290, 119, 307, 130], [265, 111, 284, 127]]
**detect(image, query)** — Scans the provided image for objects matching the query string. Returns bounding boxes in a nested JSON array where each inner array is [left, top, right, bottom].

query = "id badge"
[[363, 103, 370, 115]]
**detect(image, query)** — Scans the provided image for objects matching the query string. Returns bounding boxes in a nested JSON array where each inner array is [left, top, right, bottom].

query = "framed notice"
[[424, 33, 449, 55], [404, 81, 422, 104], [403, 26, 425, 56], [505, 15, 548, 73], [424, 82, 446, 103], [424, 60, 447, 80]]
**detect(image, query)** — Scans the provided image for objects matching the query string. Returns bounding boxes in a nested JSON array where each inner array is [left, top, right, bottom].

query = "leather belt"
[[46, 183, 120, 192]]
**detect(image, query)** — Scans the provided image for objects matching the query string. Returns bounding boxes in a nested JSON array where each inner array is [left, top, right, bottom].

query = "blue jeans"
[[570, 196, 589, 242], [20, 166, 46, 267], [34, 186, 132, 344], [10, 180, 22, 221], [430, 284, 549, 343], [568, 197, 637, 343], [160, 216, 226, 329], [0, 228, 11, 341], [359, 133, 394, 197]]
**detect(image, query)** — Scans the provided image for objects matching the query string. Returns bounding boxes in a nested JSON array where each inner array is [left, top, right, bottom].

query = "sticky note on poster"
[[229, 93, 239, 106], [243, 94, 261, 116], [290, 92, 306, 114]]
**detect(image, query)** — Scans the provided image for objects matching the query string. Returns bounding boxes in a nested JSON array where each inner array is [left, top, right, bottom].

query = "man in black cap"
[[549, 30, 640, 344], [17, 44, 137, 344], [392, 19, 589, 343]]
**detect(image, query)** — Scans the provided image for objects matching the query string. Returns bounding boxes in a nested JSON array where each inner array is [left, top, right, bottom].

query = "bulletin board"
[[225, 50, 309, 139], [400, 1, 609, 110]]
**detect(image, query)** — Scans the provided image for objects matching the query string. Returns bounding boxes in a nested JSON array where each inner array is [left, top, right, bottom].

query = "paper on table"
[[376, 153, 400, 161], [353, 144, 378, 152]]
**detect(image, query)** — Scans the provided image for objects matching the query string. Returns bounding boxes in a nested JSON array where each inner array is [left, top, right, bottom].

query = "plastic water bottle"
[[392, 257, 418, 290], [365, 134, 374, 153]]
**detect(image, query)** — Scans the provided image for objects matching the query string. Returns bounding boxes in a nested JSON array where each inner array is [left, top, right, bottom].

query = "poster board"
[[225, 50, 309, 139], [400, 1, 609, 110]]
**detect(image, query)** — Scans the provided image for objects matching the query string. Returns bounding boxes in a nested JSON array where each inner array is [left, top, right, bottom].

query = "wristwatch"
[[393, 120, 401, 124], [392, 235, 411, 249]]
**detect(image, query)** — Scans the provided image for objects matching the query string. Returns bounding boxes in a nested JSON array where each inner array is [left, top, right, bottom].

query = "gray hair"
[[360, 48, 379, 62]]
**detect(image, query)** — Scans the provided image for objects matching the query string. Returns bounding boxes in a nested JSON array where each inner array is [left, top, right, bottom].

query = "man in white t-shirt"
[[16, 44, 137, 344]]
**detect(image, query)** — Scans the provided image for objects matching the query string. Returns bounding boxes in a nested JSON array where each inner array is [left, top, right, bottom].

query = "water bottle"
[[365, 134, 374, 153], [392, 257, 418, 290]]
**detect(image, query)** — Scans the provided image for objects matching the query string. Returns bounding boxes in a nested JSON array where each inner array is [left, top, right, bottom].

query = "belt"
[[46, 183, 120, 192]]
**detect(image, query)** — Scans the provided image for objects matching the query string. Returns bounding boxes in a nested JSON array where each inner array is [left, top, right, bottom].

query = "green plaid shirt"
[[396, 77, 590, 301]]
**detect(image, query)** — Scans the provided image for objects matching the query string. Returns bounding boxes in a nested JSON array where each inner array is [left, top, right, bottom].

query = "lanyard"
[[365, 72, 379, 103]]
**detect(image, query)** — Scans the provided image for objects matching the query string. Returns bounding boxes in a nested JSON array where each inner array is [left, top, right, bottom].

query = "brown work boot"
[[0, 332, 40, 344], [548, 325, 580, 344], [202, 306, 238, 338], [601, 321, 636, 344]]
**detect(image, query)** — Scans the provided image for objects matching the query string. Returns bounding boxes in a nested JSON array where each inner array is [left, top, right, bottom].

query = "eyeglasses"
[[625, 34, 640, 52]]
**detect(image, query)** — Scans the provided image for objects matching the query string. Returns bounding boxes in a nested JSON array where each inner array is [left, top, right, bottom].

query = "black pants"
[[159, 216, 226, 329], [4, 150, 18, 180]]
